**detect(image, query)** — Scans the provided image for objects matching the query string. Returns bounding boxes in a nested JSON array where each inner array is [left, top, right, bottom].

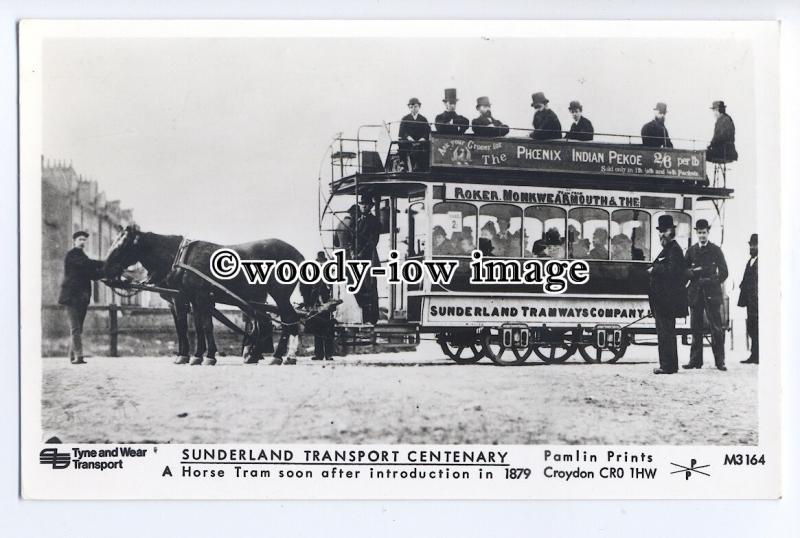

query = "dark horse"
[[104, 225, 312, 365]]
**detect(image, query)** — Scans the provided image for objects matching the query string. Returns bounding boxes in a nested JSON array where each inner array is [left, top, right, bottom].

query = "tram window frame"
[[431, 201, 478, 257], [610, 209, 651, 262], [477, 203, 524, 258], [651, 211, 693, 254], [408, 201, 428, 258], [568, 207, 611, 261], [523, 205, 568, 259]]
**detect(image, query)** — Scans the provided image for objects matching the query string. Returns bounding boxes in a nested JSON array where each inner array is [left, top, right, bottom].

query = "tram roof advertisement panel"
[[430, 134, 706, 181]]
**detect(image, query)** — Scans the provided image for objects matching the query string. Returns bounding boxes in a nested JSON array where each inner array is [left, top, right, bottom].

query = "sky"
[[42, 35, 757, 278]]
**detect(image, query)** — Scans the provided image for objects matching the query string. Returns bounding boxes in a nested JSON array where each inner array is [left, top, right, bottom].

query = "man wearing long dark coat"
[[58, 230, 104, 364], [641, 102, 674, 148], [648, 215, 688, 374], [353, 195, 381, 324], [530, 92, 562, 141], [683, 219, 729, 371], [398, 97, 431, 171], [434, 88, 470, 135], [564, 100, 595, 141], [471, 96, 510, 137], [738, 233, 758, 364], [706, 100, 738, 163]]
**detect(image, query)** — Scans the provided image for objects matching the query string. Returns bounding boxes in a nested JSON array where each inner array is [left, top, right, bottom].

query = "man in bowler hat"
[[398, 97, 431, 171], [530, 92, 562, 141], [353, 194, 381, 324], [647, 215, 688, 374], [683, 219, 729, 370], [564, 100, 594, 141], [706, 100, 738, 163], [471, 96, 510, 137], [434, 89, 470, 135], [58, 231, 105, 364], [641, 102, 674, 148], [738, 234, 758, 364]]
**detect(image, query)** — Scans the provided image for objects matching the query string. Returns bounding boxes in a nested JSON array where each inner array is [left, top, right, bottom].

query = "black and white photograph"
[[18, 20, 781, 501]]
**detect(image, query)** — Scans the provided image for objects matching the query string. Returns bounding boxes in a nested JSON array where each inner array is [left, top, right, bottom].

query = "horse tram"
[[319, 124, 734, 365]]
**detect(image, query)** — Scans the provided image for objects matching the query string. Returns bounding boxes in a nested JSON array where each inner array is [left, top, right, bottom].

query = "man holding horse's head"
[[58, 230, 105, 364]]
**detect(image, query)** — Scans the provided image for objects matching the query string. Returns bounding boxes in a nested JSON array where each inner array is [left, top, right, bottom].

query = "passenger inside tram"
[[589, 228, 609, 259], [544, 227, 566, 258], [432, 225, 459, 255]]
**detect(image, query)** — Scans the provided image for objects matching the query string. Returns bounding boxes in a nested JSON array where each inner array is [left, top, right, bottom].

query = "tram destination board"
[[430, 135, 706, 181]]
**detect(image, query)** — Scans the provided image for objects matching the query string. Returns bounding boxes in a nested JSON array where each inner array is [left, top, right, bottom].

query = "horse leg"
[[202, 304, 218, 366], [189, 299, 207, 366], [171, 296, 191, 364]]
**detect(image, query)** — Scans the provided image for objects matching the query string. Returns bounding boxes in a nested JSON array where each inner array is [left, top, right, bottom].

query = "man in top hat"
[[683, 219, 729, 371], [398, 97, 431, 171], [641, 102, 674, 148], [706, 100, 738, 163], [353, 194, 381, 324], [434, 89, 470, 135], [471, 96, 510, 137], [564, 100, 594, 141], [738, 233, 758, 364], [530, 92, 562, 141], [58, 230, 105, 364], [647, 215, 689, 374]]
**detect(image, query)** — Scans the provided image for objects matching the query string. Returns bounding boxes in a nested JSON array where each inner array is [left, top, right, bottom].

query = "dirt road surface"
[[41, 342, 757, 445]]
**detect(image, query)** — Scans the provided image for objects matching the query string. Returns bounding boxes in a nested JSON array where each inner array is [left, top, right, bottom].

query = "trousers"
[[66, 301, 89, 359], [747, 303, 759, 360], [689, 296, 726, 368], [654, 311, 678, 372]]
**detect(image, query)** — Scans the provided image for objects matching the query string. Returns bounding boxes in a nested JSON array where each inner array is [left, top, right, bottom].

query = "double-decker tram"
[[318, 126, 733, 365]]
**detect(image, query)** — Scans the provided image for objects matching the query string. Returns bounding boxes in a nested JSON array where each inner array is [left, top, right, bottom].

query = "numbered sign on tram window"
[[447, 211, 463, 233]]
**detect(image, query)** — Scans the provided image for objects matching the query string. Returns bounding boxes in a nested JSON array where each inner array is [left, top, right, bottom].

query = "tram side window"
[[523, 206, 567, 258], [651, 211, 692, 253], [478, 204, 523, 257], [611, 210, 651, 261], [409, 202, 428, 257], [431, 202, 478, 255], [568, 208, 610, 260]]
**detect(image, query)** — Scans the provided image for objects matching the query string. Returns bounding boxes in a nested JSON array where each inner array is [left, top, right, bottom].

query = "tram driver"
[[353, 194, 381, 324]]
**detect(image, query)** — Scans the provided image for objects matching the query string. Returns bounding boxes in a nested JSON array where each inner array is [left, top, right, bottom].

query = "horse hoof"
[[189, 357, 203, 366], [174, 356, 190, 365], [243, 356, 262, 365], [203, 358, 217, 366], [269, 357, 283, 366], [284, 357, 297, 365]]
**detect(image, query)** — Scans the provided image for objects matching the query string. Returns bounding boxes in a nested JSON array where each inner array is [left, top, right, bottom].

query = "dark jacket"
[[707, 113, 738, 162], [434, 111, 470, 135], [737, 256, 758, 308], [564, 116, 594, 141], [398, 113, 431, 141], [354, 212, 381, 263], [531, 108, 562, 140], [685, 241, 728, 305], [58, 247, 104, 306], [649, 239, 688, 318], [641, 118, 674, 148], [471, 114, 509, 137]]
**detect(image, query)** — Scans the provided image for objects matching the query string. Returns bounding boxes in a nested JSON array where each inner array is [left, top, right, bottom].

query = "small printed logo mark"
[[39, 448, 71, 469], [670, 459, 710, 480]]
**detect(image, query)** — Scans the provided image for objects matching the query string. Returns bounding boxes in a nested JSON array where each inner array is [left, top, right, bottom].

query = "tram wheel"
[[439, 340, 485, 364], [531, 329, 578, 364], [578, 343, 628, 364], [481, 328, 532, 366]]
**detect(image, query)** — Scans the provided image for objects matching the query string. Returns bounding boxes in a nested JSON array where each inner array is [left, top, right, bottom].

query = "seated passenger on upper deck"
[[641, 102, 674, 148], [530, 92, 562, 141], [434, 88, 470, 135], [398, 97, 431, 171], [564, 101, 595, 141], [471, 96, 510, 137], [706, 100, 738, 163]]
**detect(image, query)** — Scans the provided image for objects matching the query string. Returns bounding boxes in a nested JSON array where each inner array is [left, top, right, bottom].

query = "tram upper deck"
[[328, 132, 734, 199]]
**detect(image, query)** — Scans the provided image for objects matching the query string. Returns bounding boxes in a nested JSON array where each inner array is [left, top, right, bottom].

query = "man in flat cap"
[[706, 100, 738, 163], [647, 215, 688, 374], [738, 234, 758, 364], [353, 194, 381, 324], [398, 97, 431, 171], [434, 89, 470, 135], [530, 92, 562, 141], [58, 231, 105, 364], [471, 96, 510, 137], [683, 219, 729, 371], [641, 102, 674, 148], [564, 101, 594, 141]]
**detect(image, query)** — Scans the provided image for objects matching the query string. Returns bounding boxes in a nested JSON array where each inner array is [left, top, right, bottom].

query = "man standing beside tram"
[[683, 219, 729, 371], [647, 215, 688, 375]]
